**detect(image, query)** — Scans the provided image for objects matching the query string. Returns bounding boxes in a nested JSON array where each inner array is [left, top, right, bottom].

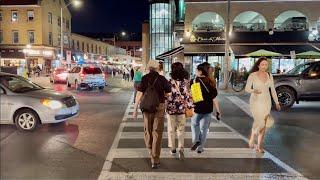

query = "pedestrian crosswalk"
[[98, 95, 306, 180]]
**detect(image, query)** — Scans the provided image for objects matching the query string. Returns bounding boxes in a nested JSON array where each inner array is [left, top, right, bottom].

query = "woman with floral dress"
[[166, 62, 193, 160]]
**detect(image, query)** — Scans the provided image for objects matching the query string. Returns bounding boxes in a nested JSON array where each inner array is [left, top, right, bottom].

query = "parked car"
[[273, 61, 320, 109], [0, 72, 79, 131], [50, 67, 68, 83], [66, 66, 106, 90]]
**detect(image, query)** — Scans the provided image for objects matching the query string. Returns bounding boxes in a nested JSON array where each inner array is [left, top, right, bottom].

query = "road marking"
[[226, 96, 306, 178], [120, 132, 240, 139], [109, 88, 122, 93], [124, 121, 225, 127], [108, 148, 262, 159], [99, 172, 303, 180], [98, 94, 306, 180]]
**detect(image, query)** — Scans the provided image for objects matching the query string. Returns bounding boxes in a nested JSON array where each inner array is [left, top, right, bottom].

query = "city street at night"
[[1, 0, 320, 179], [1, 78, 319, 179]]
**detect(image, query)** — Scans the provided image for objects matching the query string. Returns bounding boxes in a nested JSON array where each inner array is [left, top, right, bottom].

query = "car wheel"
[[277, 87, 295, 110], [14, 109, 39, 132], [99, 86, 104, 91]]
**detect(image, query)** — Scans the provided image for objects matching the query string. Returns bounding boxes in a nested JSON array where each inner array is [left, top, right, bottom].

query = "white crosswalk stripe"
[[98, 95, 306, 180]]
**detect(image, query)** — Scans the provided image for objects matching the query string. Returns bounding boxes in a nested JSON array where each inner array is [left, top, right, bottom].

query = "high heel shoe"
[[255, 147, 265, 154], [248, 140, 255, 149]]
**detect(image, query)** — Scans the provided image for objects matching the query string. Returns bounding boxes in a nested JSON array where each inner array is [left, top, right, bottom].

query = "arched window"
[[233, 11, 267, 32], [192, 12, 224, 32], [274, 10, 308, 31]]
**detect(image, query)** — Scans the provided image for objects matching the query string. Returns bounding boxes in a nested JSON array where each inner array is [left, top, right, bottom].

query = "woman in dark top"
[[190, 63, 218, 153]]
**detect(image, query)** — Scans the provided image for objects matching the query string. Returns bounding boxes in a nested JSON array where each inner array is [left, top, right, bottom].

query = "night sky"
[[70, 0, 149, 33]]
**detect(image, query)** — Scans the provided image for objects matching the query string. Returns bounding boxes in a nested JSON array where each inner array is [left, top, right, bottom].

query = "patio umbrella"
[[296, 51, 320, 59], [246, 49, 282, 57]]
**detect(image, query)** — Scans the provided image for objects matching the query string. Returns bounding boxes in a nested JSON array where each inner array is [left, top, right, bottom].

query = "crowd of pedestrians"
[[132, 57, 280, 169]]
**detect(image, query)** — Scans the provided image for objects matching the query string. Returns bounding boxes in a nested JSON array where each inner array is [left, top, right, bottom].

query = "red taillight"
[[80, 73, 85, 79]]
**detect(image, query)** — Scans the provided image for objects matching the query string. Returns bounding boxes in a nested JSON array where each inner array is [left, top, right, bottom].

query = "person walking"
[[203, 62, 221, 120], [166, 62, 193, 160], [190, 63, 218, 153], [133, 67, 143, 103], [214, 63, 221, 87], [133, 59, 171, 169], [245, 57, 281, 153], [130, 67, 135, 82]]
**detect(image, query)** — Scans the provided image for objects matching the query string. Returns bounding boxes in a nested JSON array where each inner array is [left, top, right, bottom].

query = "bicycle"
[[228, 70, 247, 92]]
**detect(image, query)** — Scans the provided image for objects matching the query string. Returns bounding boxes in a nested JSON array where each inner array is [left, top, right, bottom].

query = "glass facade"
[[150, 1, 175, 60]]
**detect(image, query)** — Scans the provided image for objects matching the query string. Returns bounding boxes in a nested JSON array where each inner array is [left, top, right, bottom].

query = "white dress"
[[245, 72, 279, 134]]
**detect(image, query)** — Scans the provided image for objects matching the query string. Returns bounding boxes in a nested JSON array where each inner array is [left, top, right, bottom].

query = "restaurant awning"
[[231, 44, 318, 57], [246, 49, 282, 57], [184, 44, 225, 56], [156, 46, 184, 60], [296, 51, 320, 59]]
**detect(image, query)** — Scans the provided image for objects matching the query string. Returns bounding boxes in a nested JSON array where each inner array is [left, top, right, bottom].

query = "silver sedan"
[[0, 72, 80, 131]]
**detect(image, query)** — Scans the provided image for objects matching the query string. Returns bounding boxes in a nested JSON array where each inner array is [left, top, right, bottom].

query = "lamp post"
[[221, 0, 231, 89], [60, 0, 81, 67]]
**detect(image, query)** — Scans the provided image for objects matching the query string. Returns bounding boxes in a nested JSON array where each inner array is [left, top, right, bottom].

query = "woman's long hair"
[[250, 57, 268, 73], [200, 62, 216, 88], [197, 63, 209, 77], [170, 62, 186, 81]]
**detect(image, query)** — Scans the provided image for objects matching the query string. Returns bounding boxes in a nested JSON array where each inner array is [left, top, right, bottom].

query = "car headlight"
[[41, 99, 64, 110]]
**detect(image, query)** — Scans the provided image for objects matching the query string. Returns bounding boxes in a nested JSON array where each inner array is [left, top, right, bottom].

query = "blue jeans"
[[191, 113, 212, 151]]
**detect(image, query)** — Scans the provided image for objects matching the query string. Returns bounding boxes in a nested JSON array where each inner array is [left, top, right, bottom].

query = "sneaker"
[[197, 149, 204, 154], [151, 163, 160, 169], [191, 142, 201, 151], [179, 150, 185, 160], [170, 149, 177, 155]]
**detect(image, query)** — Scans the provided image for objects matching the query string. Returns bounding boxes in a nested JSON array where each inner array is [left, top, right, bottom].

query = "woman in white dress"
[[245, 57, 281, 153]]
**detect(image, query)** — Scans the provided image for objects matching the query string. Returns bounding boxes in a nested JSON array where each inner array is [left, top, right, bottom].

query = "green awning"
[[246, 49, 282, 57], [296, 51, 320, 59]]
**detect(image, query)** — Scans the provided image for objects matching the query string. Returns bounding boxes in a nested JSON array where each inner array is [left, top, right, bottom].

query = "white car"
[[0, 72, 79, 131], [66, 66, 106, 90]]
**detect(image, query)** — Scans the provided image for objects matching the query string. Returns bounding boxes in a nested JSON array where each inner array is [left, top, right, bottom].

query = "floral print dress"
[[166, 79, 194, 115]]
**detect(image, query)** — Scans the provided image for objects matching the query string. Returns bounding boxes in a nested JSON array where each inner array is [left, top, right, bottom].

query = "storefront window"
[[238, 58, 255, 73]]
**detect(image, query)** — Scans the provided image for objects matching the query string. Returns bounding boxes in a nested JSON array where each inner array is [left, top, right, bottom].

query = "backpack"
[[140, 76, 160, 113]]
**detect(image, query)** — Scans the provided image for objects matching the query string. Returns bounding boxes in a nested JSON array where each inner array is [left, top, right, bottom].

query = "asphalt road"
[[1, 82, 131, 180], [1, 79, 320, 179]]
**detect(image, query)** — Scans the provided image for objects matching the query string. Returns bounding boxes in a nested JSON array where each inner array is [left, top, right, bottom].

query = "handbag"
[[265, 114, 275, 128], [191, 78, 210, 103], [173, 80, 194, 118]]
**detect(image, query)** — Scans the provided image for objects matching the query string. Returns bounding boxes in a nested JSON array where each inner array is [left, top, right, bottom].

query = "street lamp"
[[60, 0, 82, 67]]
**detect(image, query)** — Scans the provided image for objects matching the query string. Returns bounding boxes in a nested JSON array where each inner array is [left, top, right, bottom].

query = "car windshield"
[[83, 67, 102, 74], [0, 75, 44, 93], [286, 63, 312, 75]]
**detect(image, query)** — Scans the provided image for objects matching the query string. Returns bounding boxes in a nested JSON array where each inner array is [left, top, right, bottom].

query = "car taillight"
[[80, 73, 85, 79]]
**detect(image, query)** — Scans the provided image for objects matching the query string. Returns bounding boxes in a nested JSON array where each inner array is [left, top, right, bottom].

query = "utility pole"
[[221, 0, 231, 89]]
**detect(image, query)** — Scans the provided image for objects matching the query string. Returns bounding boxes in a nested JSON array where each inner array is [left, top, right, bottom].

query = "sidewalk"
[[106, 75, 133, 89]]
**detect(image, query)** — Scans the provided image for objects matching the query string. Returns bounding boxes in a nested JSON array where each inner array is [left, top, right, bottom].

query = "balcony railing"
[[232, 22, 266, 32], [274, 22, 308, 31], [192, 23, 224, 32]]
